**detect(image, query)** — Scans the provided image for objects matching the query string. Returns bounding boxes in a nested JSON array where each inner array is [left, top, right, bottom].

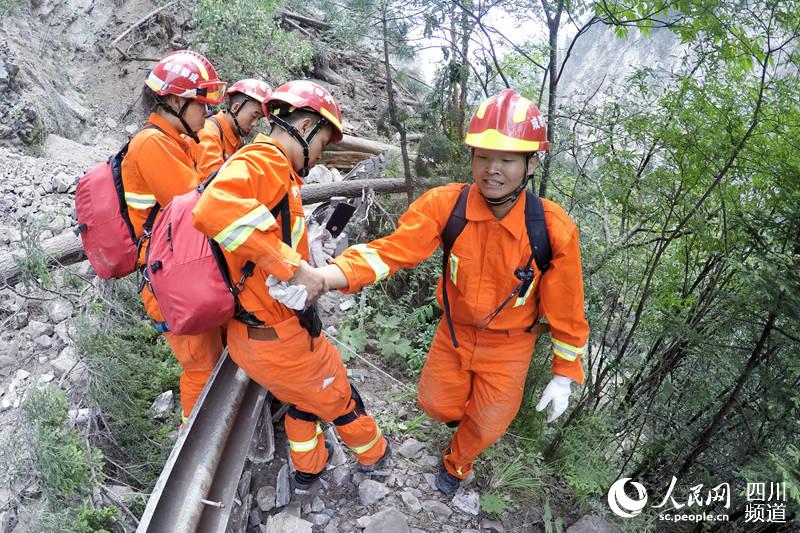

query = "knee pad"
[[333, 382, 366, 426]]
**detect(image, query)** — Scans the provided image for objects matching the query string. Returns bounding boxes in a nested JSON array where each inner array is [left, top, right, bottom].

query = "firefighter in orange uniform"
[[122, 50, 228, 422], [302, 89, 589, 494], [190, 79, 272, 180], [191, 80, 390, 491]]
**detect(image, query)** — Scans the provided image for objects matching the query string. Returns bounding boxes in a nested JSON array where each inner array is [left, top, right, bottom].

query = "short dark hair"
[[227, 92, 249, 110], [141, 87, 162, 115], [268, 104, 327, 133]]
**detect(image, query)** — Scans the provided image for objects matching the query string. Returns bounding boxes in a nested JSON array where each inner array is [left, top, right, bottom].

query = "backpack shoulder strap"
[[441, 185, 470, 253], [269, 194, 291, 246], [208, 116, 224, 142], [440, 184, 471, 348], [523, 190, 552, 274]]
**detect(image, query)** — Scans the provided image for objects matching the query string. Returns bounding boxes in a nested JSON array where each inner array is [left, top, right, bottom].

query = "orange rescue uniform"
[[332, 183, 589, 478], [191, 134, 387, 475], [121, 113, 224, 419], [189, 111, 242, 181]]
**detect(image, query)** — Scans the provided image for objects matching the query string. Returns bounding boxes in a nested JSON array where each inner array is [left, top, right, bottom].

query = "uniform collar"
[[213, 111, 241, 148], [465, 183, 525, 240], [147, 113, 188, 149], [253, 134, 304, 185]]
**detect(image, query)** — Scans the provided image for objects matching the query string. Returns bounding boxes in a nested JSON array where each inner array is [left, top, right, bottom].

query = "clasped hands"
[[266, 261, 329, 310]]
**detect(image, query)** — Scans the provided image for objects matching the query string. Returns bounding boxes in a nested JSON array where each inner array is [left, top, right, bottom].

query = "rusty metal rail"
[[137, 350, 269, 532]]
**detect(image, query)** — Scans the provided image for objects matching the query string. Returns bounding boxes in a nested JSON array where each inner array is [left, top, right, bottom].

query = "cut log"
[[277, 9, 331, 30], [319, 150, 374, 169], [330, 135, 398, 155], [0, 178, 408, 285]]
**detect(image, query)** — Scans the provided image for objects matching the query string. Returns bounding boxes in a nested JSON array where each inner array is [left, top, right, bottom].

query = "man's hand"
[[535, 375, 573, 423], [266, 275, 307, 310], [288, 260, 328, 305]]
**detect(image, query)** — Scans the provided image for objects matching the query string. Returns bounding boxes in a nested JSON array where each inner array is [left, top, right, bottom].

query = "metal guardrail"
[[137, 350, 268, 532]]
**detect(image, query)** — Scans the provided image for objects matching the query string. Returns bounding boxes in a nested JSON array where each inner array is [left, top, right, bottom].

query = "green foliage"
[[542, 500, 565, 533], [479, 492, 507, 518], [0, 0, 17, 15], [22, 387, 103, 504], [552, 416, 616, 500], [195, 0, 314, 83], [32, 504, 118, 533], [76, 279, 181, 488], [13, 218, 53, 289]]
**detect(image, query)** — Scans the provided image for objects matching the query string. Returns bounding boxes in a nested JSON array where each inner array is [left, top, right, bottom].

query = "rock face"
[[358, 479, 390, 506]]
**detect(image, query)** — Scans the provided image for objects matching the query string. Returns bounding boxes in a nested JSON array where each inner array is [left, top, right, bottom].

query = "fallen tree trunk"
[[330, 135, 398, 155], [319, 151, 375, 169], [0, 178, 407, 286]]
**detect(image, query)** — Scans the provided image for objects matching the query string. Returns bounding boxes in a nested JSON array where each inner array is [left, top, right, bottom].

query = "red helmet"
[[264, 80, 344, 143], [227, 79, 272, 104], [465, 89, 549, 152], [145, 50, 227, 105]]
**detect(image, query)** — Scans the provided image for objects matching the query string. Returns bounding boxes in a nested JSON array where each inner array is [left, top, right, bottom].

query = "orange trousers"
[[226, 317, 386, 475], [418, 319, 535, 479], [142, 288, 223, 420]]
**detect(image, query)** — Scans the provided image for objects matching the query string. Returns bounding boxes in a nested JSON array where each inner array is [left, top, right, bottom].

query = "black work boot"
[[435, 465, 462, 495], [357, 437, 392, 473], [294, 440, 334, 491]]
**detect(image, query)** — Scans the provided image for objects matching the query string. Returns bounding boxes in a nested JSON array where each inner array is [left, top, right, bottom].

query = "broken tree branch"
[[110, 0, 178, 47]]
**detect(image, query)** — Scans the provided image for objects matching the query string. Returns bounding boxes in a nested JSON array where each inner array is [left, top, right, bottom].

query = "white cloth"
[[535, 375, 573, 423], [266, 275, 308, 310], [308, 224, 344, 268]]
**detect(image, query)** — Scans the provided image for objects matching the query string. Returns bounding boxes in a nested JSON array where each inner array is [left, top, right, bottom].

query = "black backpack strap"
[[198, 168, 220, 193], [440, 185, 470, 348], [266, 192, 321, 337], [523, 190, 552, 275]]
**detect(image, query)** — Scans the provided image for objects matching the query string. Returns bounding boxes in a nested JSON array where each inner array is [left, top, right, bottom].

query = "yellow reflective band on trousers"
[[288, 423, 323, 453], [348, 427, 382, 455], [125, 191, 157, 209], [552, 338, 582, 362], [352, 244, 390, 282], [214, 204, 276, 252]]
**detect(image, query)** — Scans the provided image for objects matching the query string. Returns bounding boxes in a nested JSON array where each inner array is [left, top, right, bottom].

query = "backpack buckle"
[[514, 267, 534, 282]]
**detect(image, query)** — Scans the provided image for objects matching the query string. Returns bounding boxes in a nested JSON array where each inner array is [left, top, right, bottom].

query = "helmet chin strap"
[[156, 95, 200, 143], [269, 113, 328, 177], [228, 99, 250, 139], [479, 153, 534, 206]]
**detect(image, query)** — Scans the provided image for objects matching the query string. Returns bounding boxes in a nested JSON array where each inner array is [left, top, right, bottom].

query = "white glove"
[[308, 225, 343, 268], [535, 376, 573, 423], [266, 275, 308, 310]]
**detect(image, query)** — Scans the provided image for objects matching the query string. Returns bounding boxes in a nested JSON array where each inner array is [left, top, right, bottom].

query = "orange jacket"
[[332, 183, 589, 381], [121, 113, 200, 255], [189, 111, 242, 181], [121, 113, 201, 321], [192, 134, 307, 325]]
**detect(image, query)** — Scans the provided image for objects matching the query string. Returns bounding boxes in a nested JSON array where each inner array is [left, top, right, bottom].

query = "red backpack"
[[74, 127, 159, 279], [144, 171, 289, 335]]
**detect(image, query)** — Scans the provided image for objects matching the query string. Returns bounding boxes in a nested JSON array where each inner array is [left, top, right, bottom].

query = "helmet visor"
[[195, 81, 228, 105]]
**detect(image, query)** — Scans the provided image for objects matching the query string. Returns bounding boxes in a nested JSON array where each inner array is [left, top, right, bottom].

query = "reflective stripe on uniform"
[[288, 423, 323, 453], [552, 338, 583, 362], [214, 204, 276, 252], [449, 254, 459, 285], [290, 216, 305, 251], [125, 192, 157, 209], [513, 279, 536, 308], [348, 427, 382, 455], [352, 244, 390, 282]]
